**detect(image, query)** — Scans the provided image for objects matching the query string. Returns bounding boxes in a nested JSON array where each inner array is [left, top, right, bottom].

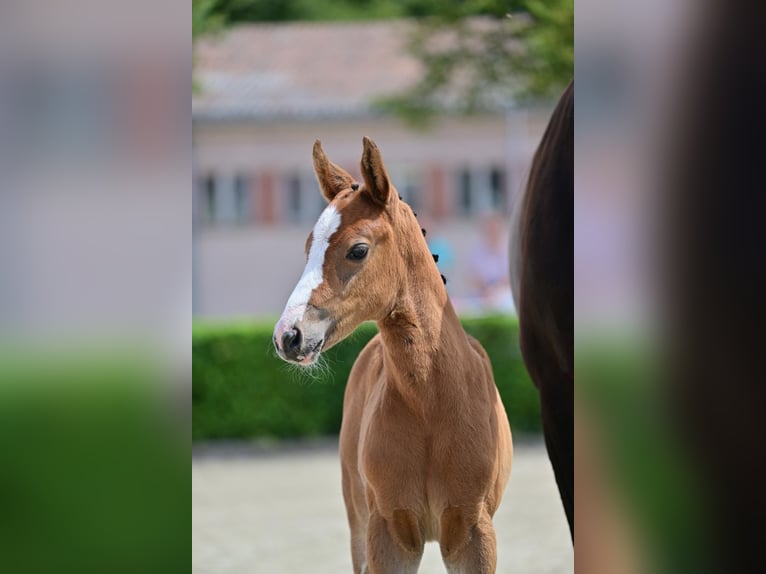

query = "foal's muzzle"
[[276, 327, 323, 363], [273, 306, 333, 366]]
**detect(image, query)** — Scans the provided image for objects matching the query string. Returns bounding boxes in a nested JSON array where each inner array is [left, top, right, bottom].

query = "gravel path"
[[193, 438, 573, 574]]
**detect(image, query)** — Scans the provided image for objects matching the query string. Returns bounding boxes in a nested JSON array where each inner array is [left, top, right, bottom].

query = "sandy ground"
[[193, 438, 573, 574]]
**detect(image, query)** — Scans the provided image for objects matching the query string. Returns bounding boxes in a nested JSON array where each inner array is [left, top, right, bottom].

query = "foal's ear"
[[313, 140, 355, 202], [360, 136, 392, 206]]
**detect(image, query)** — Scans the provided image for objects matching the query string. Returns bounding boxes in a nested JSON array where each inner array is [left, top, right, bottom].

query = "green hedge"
[[192, 316, 541, 440]]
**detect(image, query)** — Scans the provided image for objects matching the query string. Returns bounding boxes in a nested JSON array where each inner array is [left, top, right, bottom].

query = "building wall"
[[192, 110, 550, 318]]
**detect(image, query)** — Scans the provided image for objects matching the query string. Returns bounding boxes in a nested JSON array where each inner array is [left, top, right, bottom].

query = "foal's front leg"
[[365, 509, 424, 574], [440, 506, 498, 574]]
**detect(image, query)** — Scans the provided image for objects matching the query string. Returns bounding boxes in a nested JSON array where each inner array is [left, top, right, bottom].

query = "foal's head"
[[273, 137, 430, 366]]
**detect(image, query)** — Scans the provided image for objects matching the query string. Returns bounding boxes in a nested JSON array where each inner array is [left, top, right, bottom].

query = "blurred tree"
[[193, 0, 225, 41], [194, 0, 573, 115], [515, 0, 574, 98], [203, 0, 533, 24], [377, 0, 574, 122], [207, 0, 404, 23], [402, 0, 527, 20], [193, 0, 226, 91], [208, 0, 298, 22]]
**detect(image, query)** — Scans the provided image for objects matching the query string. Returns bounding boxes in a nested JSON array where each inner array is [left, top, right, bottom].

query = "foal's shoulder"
[[349, 333, 383, 376], [358, 332, 383, 360], [347, 333, 385, 399]]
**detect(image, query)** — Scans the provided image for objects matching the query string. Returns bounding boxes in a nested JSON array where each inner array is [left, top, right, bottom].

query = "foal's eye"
[[347, 243, 369, 261]]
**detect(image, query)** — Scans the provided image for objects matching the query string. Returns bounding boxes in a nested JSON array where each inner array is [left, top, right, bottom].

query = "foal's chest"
[[357, 383, 495, 515]]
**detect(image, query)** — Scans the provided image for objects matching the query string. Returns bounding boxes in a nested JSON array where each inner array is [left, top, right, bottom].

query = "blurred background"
[[192, 1, 573, 573], [192, 0, 572, 318], [5, 1, 757, 573]]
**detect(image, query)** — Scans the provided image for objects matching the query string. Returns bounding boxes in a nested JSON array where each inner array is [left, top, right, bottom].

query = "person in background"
[[470, 211, 515, 313]]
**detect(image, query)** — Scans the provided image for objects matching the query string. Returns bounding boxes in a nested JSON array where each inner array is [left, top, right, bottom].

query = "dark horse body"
[[510, 80, 574, 538]]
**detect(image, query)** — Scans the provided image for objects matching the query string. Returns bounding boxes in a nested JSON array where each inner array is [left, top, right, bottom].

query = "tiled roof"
[[192, 21, 424, 121]]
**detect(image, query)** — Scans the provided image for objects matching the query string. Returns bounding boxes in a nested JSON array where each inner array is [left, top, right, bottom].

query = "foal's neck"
[[376, 246, 473, 403]]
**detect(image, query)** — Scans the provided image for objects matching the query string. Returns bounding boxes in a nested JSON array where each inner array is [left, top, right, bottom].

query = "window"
[[285, 173, 323, 224], [287, 174, 302, 223], [489, 167, 507, 213], [198, 173, 252, 227], [456, 167, 507, 216], [203, 174, 216, 224], [233, 175, 249, 224], [398, 167, 422, 210], [458, 169, 472, 215]]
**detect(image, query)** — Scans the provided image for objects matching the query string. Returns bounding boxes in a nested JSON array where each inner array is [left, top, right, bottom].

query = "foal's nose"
[[281, 327, 302, 358]]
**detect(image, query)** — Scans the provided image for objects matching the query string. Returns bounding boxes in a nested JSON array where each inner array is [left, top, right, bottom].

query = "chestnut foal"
[[274, 138, 513, 573]]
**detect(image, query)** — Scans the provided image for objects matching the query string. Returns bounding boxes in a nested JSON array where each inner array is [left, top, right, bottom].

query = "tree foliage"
[[204, 0, 404, 24], [193, 0, 573, 115], [516, 0, 574, 98], [193, 0, 226, 91], [193, 0, 224, 42], [377, 0, 573, 121]]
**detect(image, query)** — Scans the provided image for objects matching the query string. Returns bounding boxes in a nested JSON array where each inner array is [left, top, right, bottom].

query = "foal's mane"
[[398, 194, 446, 285]]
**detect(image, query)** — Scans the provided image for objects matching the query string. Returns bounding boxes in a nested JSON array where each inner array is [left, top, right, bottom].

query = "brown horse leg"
[[540, 374, 574, 538], [341, 468, 368, 573], [346, 510, 367, 574], [365, 509, 423, 574], [520, 319, 574, 539], [440, 506, 497, 574]]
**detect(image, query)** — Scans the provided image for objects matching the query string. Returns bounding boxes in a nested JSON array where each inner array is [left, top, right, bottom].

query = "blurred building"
[[192, 21, 552, 318]]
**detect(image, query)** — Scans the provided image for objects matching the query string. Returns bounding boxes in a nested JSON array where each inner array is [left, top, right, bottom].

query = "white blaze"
[[275, 205, 341, 335]]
